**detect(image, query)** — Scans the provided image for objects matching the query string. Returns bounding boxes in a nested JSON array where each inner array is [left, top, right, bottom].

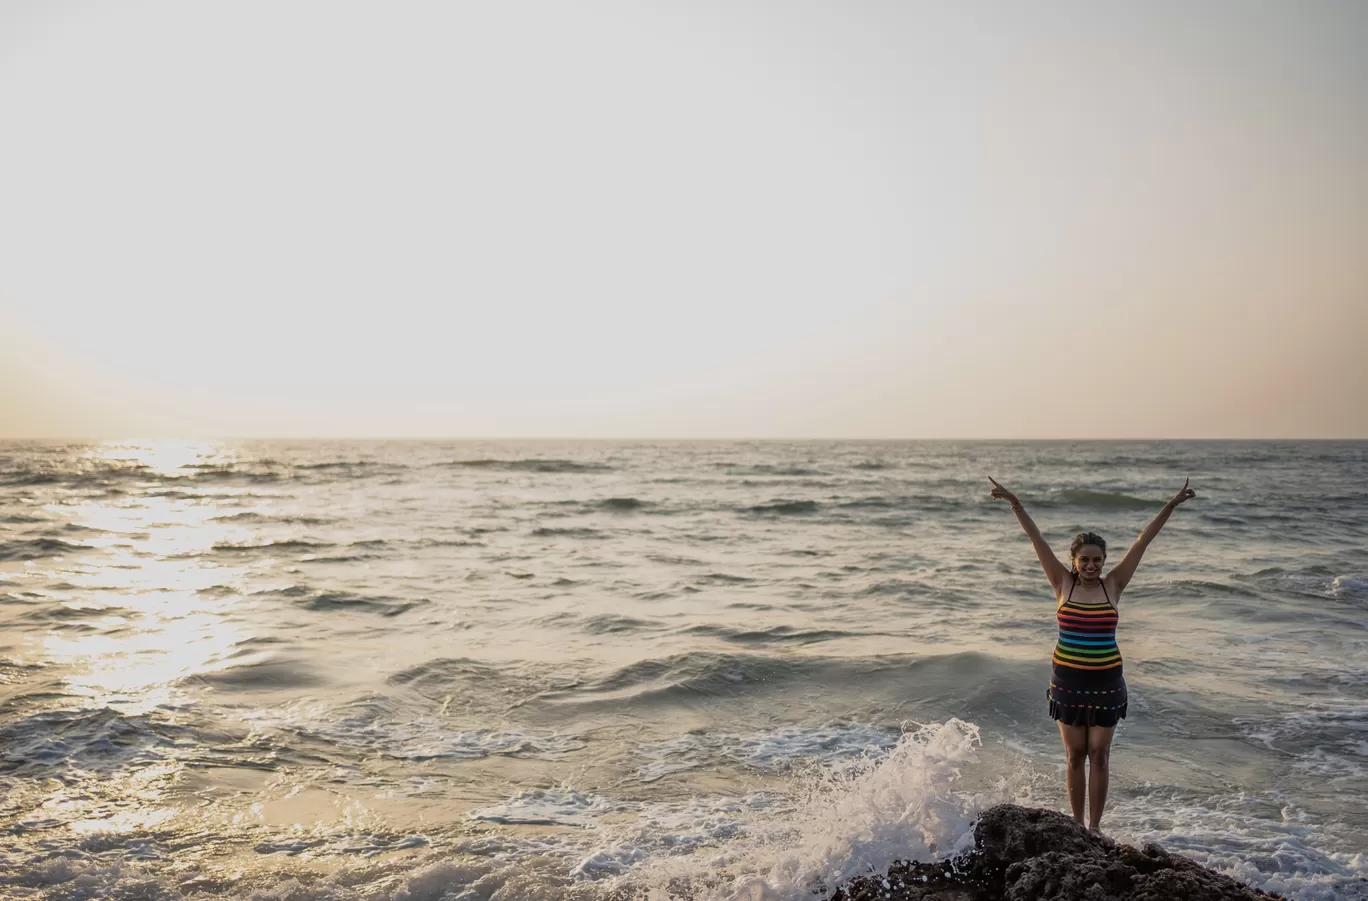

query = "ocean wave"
[[412, 537, 485, 548], [1231, 570, 1368, 605], [834, 494, 955, 511], [745, 499, 820, 515], [300, 553, 382, 563], [530, 652, 851, 709], [191, 654, 325, 689], [387, 657, 504, 692], [0, 472, 63, 487], [299, 591, 426, 616], [141, 489, 214, 500], [0, 707, 184, 776], [0, 538, 93, 561], [546, 497, 673, 516], [209, 511, 336, 525], [645, 553, 707, 566], [383, 656, 587, 711], [724, 465, 826, 476], [196, 584, 244, 598], [442, 458, 613, 473], [599, 496, 647, 511], [253, 587, 425, 617], [835, 497, 899, 509], [210, 539, 336, 554], [532, 527, 606, 539], [180, 466, 285, 483], [16, 602, 131, 624], [336, 537, 482, 553], [1153, 579, 1263, 599], [0, 513, 47, 524], [679, 624, 859, 646], [529, 650, 1047, 718], [185, 458, 282, 469], [293, 460, 401, 472], [695, 572, 754, 584], [580, 613, 661, 634]]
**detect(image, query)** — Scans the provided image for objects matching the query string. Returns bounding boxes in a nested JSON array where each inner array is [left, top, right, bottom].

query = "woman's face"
[[1074, 545, 1105, 581]]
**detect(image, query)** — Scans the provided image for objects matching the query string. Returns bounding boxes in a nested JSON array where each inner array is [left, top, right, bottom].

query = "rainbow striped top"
[[1053, 578, 1122, 672]]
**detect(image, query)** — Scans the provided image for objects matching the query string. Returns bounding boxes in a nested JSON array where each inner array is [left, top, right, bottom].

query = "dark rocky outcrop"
[[829, 805, 1285, 901]]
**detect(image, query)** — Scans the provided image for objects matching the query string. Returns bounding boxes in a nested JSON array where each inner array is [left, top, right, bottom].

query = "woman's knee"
[[1087, 746, 1110, 768], [1065, 745, 1088, 769]]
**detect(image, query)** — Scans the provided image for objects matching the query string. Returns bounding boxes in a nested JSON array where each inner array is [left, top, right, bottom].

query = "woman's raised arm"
[[989, 477, 1069, 595], [1106, 478, 1197, 594]]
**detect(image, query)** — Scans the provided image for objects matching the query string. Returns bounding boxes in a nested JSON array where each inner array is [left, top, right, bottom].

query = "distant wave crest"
[[745, 500, 820, 515], [443, 459, 612, 473], [0, 538, 92, 561], [599, 497, 646, 511]]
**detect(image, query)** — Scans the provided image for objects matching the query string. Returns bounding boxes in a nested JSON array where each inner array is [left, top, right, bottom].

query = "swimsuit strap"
[[1065, 572, 1115, 609]]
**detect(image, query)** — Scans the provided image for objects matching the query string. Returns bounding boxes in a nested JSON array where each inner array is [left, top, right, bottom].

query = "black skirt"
[[1047, 676, 1128, 728]]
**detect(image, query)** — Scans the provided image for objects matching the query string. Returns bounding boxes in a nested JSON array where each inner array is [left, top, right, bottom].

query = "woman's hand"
[[988, 476, 1021, 509], [1168, 478, 1197, 508]]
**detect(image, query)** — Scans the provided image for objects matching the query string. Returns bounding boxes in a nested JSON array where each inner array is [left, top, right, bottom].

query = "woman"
[[988, 476, 1196, 834]]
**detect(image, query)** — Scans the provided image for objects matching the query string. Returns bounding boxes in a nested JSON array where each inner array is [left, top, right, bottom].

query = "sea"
[[0, 439, 1364, 900]]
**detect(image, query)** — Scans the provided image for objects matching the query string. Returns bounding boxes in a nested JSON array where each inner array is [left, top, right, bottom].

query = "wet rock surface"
[[830, 805, 1286, 901]]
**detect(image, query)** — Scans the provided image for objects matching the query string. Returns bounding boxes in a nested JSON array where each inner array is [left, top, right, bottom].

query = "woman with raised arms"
[[988, 476, 1197, 834]]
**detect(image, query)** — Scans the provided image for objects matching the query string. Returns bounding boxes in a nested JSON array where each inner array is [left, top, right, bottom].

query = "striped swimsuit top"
[[1052, 576, 1122, 672]]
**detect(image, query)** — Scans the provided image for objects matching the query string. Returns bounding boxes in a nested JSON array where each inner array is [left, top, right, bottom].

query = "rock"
[[972, 805, 1109, 886], [829, 805, 1285, 901]]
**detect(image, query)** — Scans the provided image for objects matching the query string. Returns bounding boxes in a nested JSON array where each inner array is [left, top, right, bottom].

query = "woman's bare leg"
[[1086, 725, 1115, 832], [1057, 722, 1088, 824]]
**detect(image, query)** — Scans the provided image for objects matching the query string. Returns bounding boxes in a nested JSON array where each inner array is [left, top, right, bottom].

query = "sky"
[[1, 0, 1365, 439]]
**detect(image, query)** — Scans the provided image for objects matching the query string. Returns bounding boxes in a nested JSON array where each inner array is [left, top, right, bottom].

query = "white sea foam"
[[0, 720, 999, 901], [470, 788, 628, 827], [1111, 788, 1368, 901], [634, 722, 899, 782], [1329, 575, 1368, 601], [606, 719, 1001, 901], [3, 719, 1365, 900]]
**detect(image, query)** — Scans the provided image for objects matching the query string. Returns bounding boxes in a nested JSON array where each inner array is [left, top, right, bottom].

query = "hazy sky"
[[2, 1, 1365, 439]]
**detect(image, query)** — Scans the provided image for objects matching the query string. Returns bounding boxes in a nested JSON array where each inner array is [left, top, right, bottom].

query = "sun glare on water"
[[5, 441, 281, 838], [33, 441, 257, 712], [90, 439, 238, 477]]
